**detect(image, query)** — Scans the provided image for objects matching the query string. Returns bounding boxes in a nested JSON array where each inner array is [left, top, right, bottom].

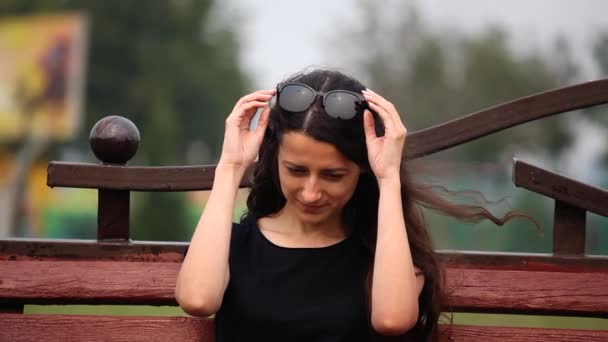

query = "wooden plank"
[[513, 159, 608, 217], [1, 260, 607, 316], [437, 251, 608, 272], [0, 314, 214, 342], [0, 239, 187, 262], [2, 240, 608, 269], [0, 314, 606, 341], [0, 261, 179, 305], [444, 267, 608, 317], [47, 162, 217, 191], [47, 162, 253, 191], [553, 200, 586, 255], [406, 79, 608, 158], [444, 324, 608, 341]]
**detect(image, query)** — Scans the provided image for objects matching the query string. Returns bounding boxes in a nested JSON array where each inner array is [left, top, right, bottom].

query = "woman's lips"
[[299, 202, 325, 212]]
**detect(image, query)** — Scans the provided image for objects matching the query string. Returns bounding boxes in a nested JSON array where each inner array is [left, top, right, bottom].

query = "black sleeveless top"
[[215, 220, 371, 342]]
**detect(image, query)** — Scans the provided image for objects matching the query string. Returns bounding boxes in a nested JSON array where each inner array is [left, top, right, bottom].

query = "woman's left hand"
[[362, 89, 407, 182]]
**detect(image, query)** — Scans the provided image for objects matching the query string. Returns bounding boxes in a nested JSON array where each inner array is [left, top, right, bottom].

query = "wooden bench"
[[1, 80, 608, 341]]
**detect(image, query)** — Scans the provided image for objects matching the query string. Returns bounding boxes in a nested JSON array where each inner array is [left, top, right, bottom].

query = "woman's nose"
[[301, 178, 322, 203]]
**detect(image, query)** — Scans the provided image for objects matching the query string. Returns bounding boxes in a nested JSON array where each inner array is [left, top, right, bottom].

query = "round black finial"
[[89, 116, 140, 164]]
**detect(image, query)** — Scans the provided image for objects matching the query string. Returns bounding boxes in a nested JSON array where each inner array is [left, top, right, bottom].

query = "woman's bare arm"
[[175, 165, 242, 316], [372, 177, 423, 335], [175, 90, 274, 316], [362, 89, 423, 335]]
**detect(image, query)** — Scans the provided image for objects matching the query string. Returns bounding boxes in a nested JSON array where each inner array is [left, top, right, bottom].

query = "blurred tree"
[[594, 32, 608, 77], [332, 3, 574, 162], [0, 1, 250, 240], [592, 32, 608, 168]]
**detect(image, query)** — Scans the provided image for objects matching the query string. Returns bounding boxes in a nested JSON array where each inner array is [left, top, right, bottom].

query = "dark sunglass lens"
[[279, 84, 315, 112], [325, 92, 360, 119]]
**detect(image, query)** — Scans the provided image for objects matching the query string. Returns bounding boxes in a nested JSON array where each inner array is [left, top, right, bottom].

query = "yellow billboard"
[[0, 13, 87, 142]]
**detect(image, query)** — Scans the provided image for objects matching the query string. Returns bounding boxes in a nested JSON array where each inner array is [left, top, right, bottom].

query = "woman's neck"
[[258, 207, 349, 247]]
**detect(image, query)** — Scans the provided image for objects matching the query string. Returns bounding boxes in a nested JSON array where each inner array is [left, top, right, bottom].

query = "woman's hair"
[[241, 69, 528, 341]]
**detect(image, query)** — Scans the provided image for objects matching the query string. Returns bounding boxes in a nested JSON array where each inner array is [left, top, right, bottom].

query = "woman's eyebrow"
[[282, 161, 304, 168], [322, 168, 349, 173], [282, 161, 348, 173]]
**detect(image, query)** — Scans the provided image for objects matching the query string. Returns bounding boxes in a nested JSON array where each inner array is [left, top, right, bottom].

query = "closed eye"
[[322, 173, 345, 181], [286, 166, 307, 175], [283, 162, 348, 180]]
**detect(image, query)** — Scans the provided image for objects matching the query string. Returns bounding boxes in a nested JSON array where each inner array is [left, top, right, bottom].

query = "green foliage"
[[594, 32, 608, 76], [132, 192, 192, 241], [589, 32, 608, 169], [0, 1, 250, 240]]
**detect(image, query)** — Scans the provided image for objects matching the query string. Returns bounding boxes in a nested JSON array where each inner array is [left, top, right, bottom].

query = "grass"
[[25, 305, 607, 330]]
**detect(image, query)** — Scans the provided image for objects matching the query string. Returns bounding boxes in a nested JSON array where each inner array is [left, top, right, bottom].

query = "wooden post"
[[89, 116, 140, 241], [553, 200, 586, 255], [98, 189, 130, 241]]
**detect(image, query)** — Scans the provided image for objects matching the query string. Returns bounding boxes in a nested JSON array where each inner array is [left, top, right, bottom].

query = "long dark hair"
[[241, 69, 526, 341]]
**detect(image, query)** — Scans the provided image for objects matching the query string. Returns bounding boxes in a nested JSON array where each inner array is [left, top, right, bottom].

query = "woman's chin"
[[296, 209, 344, 227], [296, 211, 329, 225]]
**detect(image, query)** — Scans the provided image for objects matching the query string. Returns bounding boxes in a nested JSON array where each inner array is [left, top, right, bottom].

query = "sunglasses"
[[276, 82, 368, 119]]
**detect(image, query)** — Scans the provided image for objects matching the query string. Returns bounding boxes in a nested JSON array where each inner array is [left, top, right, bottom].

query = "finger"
[[367, 102, 408, 140], [239, 101, 268, 121], [252, 105, 271, 143], [363, 92, 393, 125], [362, 91, 395, 113], [364, 89, 392, 108], [233, 90, 275, 111], [227, 101, 268, 128], [366, 101, 394, 133], [363, 110, 377, 142], [364, 93, 406, 135], [234, 93, 274, 112], [363, 90, 401, 126]]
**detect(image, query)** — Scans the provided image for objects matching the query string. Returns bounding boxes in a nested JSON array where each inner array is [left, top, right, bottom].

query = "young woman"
[[176, 69, 519, 341]]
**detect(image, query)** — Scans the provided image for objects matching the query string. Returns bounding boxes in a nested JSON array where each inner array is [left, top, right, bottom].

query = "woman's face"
[[277, 132, 361, 227]]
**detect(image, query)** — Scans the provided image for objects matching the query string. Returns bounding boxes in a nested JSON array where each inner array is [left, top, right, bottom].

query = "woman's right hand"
[[218, 89, 275, 172]]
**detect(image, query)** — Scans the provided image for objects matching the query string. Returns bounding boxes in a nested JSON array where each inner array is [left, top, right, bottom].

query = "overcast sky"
[[224, 0, 608, 88]]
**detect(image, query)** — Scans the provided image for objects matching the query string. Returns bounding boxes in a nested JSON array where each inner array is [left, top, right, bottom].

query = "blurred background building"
[[0, 0, 606, 254]]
